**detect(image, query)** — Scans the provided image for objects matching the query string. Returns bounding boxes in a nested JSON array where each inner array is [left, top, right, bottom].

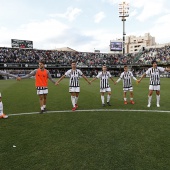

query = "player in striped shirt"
[[56, 61, 91, 111], [138, 60, 170, 107], [90, 65, 115, 106], [115, 65, 138, 105], [0, 70, 19, 118]]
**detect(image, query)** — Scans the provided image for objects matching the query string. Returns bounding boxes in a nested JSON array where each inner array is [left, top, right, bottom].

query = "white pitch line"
[[8, 109, 170, 117]]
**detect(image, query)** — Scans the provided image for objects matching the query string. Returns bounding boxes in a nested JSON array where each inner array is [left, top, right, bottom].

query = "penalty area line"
[[8, 109, 170, 117]]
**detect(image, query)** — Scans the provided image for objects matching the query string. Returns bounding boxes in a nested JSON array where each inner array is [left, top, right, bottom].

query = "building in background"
[[110, 33, 156, 54], [125, 33, 156, 53]]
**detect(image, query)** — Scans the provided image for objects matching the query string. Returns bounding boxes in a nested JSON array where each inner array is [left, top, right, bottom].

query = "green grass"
[[0, 78, 170, 170]]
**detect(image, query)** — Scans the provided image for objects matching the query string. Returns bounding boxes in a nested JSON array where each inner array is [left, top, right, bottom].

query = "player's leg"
[[148, 85, 153, 107], [123, 89, 128, 104], [0, 99, 8, 119], [70, 92, 76, 111], [71, 92, 76, 108], [107, 90, 111, 106], [100, 91, 105, 106], [37, 88, 46, 113], [130, 90, 135, 104], [75, 92, 79, 108], [75, 87, 80, 108], [43, 94, 47, 111], [39, 94, 45, 113], [69, 87, 76, 111], [0, 102, 3, 118], [156, 89, 160, 107]]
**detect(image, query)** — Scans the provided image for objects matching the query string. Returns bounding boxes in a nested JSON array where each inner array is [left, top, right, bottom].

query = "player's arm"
[[20, 70, 37, 79], [114, 73, 123, 85], [132, 76, 137, 81], [165, 67, 170, 71], [55, 74, 66, 85], [115, 77, 121, 85], [0, 70, 18, 78], [108, 71, 116, 83], [131, 72, 138, 81], [91, 72, 101, 83], [115, 73, 123, 85], [109, 77, 116, 84], [131, 74, 139, 85], [90, 77, 97, 83], [82, 74, 91, 84], [47, 71, 56, 84], [138, 73, 146, 83]]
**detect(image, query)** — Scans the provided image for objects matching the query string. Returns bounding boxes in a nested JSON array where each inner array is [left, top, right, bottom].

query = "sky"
[[0, 0, 170, 52]]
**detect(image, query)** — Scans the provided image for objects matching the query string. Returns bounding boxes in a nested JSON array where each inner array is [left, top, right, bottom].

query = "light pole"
[[119, 2, 129, 56]]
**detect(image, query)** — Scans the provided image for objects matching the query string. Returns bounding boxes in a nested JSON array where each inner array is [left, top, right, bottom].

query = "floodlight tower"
[[119, 2, 129, 56]]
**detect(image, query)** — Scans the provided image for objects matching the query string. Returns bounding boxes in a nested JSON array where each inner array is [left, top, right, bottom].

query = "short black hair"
[[71, 61, 76, 64], [39, 60, 45, 65], [151, 60, 157, 65]]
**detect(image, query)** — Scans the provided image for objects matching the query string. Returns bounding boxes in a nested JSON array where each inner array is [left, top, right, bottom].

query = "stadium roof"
[[54, 47, 77, 52]]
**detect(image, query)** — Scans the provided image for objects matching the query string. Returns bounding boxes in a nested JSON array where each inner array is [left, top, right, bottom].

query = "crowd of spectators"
[[1, 46, 170, 66], [0, 47, 135, 66], [0, 46, 170, 78], [136, 45, 170, 65]]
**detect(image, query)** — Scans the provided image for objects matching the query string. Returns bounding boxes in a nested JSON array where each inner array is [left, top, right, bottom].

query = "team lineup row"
[[0, 60, 170, 118]]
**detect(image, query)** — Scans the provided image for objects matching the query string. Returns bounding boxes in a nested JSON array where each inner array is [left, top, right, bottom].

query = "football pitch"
[[0, 78, 170, 170]]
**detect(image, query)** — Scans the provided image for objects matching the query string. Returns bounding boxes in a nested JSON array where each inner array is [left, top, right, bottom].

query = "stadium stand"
[[135, 45, 170, 65], [0, 45, 170, 78]]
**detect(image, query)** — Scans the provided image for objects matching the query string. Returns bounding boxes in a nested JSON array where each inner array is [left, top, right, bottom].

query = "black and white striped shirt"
[[96, 71, 111, 89], [65, 69, 83, 87], [146, 67, 165, 85], [117, 71, 137, 88]]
